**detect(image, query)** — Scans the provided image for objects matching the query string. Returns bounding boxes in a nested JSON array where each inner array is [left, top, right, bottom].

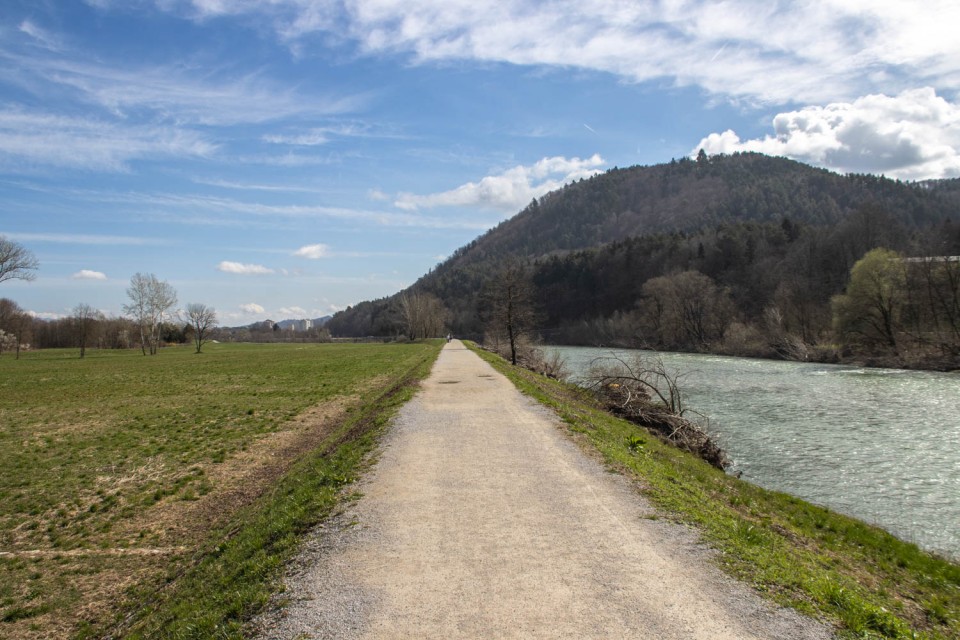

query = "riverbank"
[[543, 340, 960, 373], [469, 343, 960, 640]]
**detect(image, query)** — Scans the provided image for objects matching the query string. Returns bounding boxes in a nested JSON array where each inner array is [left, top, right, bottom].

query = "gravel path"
[[253, 340, 832, 639]]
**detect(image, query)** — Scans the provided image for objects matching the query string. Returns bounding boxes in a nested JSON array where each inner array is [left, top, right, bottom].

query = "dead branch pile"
[[587, 354, 728, 470]]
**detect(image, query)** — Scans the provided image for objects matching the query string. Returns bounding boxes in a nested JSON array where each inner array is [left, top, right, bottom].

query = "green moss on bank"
[[468, 342, 959, 640]]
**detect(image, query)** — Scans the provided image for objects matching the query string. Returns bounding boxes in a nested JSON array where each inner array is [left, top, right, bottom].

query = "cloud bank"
[[694, 88, 960, 180], [0, 109, 215, 172], [148, 0, 960, 105], [395, 154, 605, 213]]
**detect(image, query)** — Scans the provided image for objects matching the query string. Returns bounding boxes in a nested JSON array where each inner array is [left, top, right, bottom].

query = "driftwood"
[[586, 354, 728, 470]]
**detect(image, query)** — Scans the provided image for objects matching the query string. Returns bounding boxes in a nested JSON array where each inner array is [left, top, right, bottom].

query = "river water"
[[549, 346, 960, 560]]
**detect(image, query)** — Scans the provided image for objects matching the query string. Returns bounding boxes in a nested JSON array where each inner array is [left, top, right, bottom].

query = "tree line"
[[0, 242, 220, 357]]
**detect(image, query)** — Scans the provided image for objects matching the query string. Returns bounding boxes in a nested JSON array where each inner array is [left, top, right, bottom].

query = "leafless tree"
[[184, 303, 217, 353], [481, 259, 538, 365], [72, 303, 102, 358], [0, 236, 39, 284], [399, 291, 448, 340], [123, 273, 177, 355], [640, 270, 734, 350]]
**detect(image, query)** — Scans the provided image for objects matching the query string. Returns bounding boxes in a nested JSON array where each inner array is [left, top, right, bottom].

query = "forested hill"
[[448, 152, 952, 264], [327, 152, 960, 364]]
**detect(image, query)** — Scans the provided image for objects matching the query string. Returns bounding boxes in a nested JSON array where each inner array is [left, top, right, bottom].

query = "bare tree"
[[398, 291, 448, 340], [123, 273, 177, 355], [640, 270, 734, 350], [72, 303, 102, 358], [481, 259, 538, 365], [184, 303, 217, 353], [0, 236, 39, 284]]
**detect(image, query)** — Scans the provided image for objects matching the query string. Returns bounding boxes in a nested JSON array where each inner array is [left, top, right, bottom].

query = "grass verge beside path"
[[0, 341, 442, 639], [468, 343, 959, 640]]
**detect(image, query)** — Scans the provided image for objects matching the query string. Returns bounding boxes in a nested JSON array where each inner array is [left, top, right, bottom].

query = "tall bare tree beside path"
[[184, 303, 217, 353], [0, 236, 39, 284], [482, 258, 539, 365], [123, 273, 177, 355]]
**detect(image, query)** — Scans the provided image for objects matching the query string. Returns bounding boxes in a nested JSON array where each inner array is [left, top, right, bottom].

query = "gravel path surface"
[[253, 340, 832, 639]]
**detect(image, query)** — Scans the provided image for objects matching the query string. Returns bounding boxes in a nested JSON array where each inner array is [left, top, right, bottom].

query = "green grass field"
[[469, 343, 960, 640], [0, 341, 441, 639]]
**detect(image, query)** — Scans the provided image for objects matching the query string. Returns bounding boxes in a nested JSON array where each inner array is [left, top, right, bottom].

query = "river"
[[549, 346, 960, 560]]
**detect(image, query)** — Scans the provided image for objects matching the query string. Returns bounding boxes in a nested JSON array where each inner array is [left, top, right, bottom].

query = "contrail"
[[710, 42, 727, 62], [583, 123, 597, 134]]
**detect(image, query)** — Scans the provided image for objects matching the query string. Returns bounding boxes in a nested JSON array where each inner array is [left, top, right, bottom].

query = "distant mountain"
[[327, 152, 960, 344]]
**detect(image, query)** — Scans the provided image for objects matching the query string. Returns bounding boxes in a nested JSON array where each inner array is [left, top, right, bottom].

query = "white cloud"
[[0, 109, 216, 172], [138, 1, 960, 105], [293, 243, 329, 259], [693, 88, 960, 180], [394, 154, 606, 213], [191, 178, 325, 193], [71, 269, 107, 280], [27, 310, 66, 320], [217, 261, 275, 275], [0, 47, 363, 127], [263, 130, 332, 146], [0, 34, 366, 172], [70, 189, 492, 230], [2, 231, 161, 245], [262, 122, 402, 146], [239, 302, 265, 314], [278, 306, 307, 317], [18, 20, 64, 52]]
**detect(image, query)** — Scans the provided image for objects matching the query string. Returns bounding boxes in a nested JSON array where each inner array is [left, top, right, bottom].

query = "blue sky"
[[2, 1, 959, 324]]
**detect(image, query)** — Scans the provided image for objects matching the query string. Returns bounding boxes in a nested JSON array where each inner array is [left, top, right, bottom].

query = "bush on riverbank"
[[484, 340, 729, 469], [584, 353, 728, 469]]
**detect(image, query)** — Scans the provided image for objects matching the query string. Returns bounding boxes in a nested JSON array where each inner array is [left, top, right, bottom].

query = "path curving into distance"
[[254, 340, 830, 639]]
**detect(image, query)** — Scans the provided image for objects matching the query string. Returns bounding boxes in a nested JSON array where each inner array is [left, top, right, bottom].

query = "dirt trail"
[[254, 340, 831, 639]]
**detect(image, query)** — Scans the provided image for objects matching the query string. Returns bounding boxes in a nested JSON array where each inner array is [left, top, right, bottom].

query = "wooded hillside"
[[327, 152, 960, 367]]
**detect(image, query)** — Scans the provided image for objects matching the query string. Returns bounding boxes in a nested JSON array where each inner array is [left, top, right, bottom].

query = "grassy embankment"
[[468, 343, 959, 640], [0, 341, 442, 639]]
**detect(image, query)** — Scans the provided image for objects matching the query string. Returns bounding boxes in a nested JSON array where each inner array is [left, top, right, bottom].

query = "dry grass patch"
[[114, 395, 355, 549]]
